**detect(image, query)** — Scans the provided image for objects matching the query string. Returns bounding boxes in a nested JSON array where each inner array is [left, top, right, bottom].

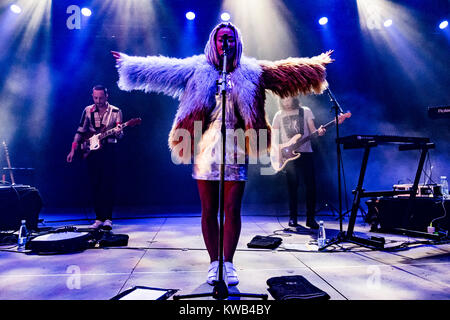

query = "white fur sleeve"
[[115, 53, 201, 99]]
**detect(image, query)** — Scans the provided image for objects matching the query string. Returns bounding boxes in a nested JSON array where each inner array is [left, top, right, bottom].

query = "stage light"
[[220, 12, 231, 21], [81, 8, 92, 17], [185, 11, 195, 20], [383, 19, 392, 27], [10, 4, 22, 14], [439, 20, 448, 30], [319, 17, 328, 25]]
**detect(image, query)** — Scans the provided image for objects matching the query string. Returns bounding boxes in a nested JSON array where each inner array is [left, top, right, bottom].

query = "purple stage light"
[[220, 12, 231, 22], [319, 17, 328, 25], [186, 11, 196, 20], [81, 8, 92, 17], [10, 4, 22, 14]]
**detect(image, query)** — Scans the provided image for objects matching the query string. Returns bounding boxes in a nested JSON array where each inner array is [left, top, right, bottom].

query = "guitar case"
[[27, 229, 129, 254]]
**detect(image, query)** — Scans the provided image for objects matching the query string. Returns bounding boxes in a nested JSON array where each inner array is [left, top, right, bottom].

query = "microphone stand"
[[174, 39, 267, 300], [326, 88, 344, 234]]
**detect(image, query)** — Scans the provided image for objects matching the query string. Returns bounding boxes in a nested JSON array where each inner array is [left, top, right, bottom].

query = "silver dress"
[[192, 75, 248, 181]]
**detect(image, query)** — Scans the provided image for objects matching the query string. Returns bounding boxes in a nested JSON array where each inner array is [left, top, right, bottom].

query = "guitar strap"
[[298, 107, 304, 136]]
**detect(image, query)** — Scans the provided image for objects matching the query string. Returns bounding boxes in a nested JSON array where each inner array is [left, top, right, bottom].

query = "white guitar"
[[270, 112, 351, 172], [78, 118, 141, 159]]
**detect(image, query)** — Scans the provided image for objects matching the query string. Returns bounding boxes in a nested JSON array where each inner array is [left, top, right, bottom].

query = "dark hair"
[[92, 85, 108, 95]]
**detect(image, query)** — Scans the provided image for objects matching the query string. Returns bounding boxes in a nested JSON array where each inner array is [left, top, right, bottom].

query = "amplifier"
[[366, 197, 450, 232], [0, 185, 43, 231], [392, 184, 442, 197]]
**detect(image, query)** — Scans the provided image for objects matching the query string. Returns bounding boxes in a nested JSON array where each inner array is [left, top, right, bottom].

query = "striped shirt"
[[73, 103, 123, 144]]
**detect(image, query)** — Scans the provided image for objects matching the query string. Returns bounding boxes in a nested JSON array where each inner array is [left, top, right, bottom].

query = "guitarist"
[[272, 96, 326, 229], [66, 85, 123, 230]]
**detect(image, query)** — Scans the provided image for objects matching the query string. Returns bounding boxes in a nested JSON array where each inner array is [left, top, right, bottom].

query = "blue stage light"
[[10, 4, 22, 14], [221, 12, 231, 22], [186, 11, 196, 20], [81, 8, 92, 17], [319, 17, 328, 25], [439, 20, 448, 29], [383, 19, 393, 27]]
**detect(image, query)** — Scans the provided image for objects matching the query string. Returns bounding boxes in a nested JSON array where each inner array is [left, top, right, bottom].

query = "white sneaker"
[[102, 219, 113, 231], [207, 261, 219, 285], [90, 220, 103, 229], [224, 261, 239, 286]]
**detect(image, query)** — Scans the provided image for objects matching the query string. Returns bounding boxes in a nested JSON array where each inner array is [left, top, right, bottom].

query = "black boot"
[[306, 216, 319, 229], [288, 216, 298, 227]]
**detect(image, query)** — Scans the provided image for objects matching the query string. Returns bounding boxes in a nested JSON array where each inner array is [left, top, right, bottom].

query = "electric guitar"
[[270, 112, 351, 172], [79, 118, 142, 159], [2, 140, 15, 184]]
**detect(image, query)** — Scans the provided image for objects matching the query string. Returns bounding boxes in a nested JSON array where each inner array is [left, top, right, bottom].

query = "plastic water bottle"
[[441, 176, 449, 199], [18, 220, 28, 250], [317, 221, 326, 249]]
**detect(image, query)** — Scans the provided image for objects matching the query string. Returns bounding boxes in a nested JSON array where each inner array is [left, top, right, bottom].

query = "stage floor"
[[0, 210, 449, 300]]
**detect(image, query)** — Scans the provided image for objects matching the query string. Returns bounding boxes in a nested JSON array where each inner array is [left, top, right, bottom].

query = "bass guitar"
[[79, 117, 142, 159], [270, 112, 351, 172]]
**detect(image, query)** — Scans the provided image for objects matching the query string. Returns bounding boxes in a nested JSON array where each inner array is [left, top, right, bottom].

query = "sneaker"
[[90, 220, 103, 229], [306, 218, 319, 229], [207, 261, 219, 285], [224, 261, 239, 286], [102, 219, 113, 231]]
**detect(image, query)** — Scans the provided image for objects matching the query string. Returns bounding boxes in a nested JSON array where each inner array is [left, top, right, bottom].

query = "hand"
[[111, 51, 121, 61], [113, 124, 123, 138], [67, 150, 75, 163], [318, 125, 326, 136]]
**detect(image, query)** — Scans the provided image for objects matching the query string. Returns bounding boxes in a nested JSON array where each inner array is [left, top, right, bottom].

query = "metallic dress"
[[192, 75, 248, 181]]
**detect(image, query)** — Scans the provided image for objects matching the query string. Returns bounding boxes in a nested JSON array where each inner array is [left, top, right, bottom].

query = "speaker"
[[0, 185, 43, 231], [366, 197, 450, 232]]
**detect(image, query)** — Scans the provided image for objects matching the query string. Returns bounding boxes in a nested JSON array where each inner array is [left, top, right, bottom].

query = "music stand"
[[173, 36, 267, 300]]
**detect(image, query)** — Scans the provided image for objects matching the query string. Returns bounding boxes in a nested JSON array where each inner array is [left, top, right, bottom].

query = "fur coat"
[[115, 51, 332, 163]]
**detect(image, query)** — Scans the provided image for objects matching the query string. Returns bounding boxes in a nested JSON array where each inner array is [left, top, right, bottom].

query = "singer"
[[112, 22, 333, 286]]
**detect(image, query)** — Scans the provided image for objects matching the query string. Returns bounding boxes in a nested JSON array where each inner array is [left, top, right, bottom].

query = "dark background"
[[0, 0, 448, 215]]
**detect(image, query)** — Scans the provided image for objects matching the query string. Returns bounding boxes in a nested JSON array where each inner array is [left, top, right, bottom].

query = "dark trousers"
[[86, 144, 116, 221], [284, 153, 316, 222]]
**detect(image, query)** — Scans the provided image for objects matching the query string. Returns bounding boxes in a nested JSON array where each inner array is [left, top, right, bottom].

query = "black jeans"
[[86, 144, 116, 221], [284, 153, 316, 222]]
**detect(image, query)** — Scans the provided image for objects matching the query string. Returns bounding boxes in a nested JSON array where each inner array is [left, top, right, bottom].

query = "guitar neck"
[[2, 141, 15, 184], [99, 122, 129, 140], [293, 118, 336, 148]]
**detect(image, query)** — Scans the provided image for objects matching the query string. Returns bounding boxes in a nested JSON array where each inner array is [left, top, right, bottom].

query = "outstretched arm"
[[112, 51, 199, 99], [260, 50, 333, 98]]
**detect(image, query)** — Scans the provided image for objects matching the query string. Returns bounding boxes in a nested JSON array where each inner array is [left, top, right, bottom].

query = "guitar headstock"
[[125, 118, 142, 127], [338, 112, 351, 124]]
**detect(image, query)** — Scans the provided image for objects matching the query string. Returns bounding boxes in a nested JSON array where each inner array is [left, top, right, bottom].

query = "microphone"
[[325, 88, 344, 113], [221, 34, 230, 55]]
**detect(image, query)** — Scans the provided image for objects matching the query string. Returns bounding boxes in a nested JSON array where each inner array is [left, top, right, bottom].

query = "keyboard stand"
[[319, 140, 435, 251]]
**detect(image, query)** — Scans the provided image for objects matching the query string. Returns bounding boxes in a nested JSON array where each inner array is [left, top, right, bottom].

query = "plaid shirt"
[[73, 103, 123, 144]]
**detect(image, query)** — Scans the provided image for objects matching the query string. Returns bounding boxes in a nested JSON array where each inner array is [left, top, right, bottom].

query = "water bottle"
[[441, 176, 449, 199], [317, 221, 326, 249], [18, 220, 28, 250]]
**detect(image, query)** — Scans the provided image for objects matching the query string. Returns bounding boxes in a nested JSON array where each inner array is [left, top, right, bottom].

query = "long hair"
[[279, 96, 301, 111], [204, 22, 243, 70]]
